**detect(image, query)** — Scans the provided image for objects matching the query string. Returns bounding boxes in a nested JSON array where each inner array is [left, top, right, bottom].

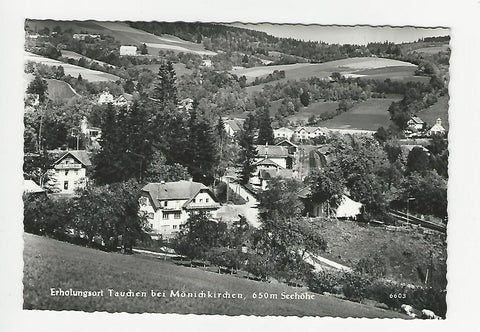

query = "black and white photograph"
[[1, 0, 480, 331], [21, 19, 450, 318]]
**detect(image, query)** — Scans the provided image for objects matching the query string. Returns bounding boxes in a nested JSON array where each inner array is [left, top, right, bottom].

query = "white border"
[[1, 1, 480, 331]]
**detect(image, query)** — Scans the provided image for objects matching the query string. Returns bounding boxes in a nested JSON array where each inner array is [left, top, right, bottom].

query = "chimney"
[[436, 118, 442, 126]]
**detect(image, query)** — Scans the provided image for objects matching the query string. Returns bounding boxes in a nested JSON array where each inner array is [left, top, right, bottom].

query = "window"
[[174, 212, 181, 219], [74, 169, 78, 175], [199, 198, 203, 203], [64, 181, 69, 190], [162, 212, 168, 220], [65, 170, 69, 176], [172, 225, 177, 230], [206, 198, 209, 203], [192, 198, 196, 203], [164, 201, 168, 207]]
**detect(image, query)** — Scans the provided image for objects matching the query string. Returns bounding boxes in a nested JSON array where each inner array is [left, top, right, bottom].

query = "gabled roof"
[[53, 150, 92, 167], [408, 116, 425, 124], [295, 126, 325, 134], [256, 145, 289, 158], [274, 127, 294, 133], [276, 139, 298, 148], [24, 180, 45, 193], [224, 118, 245, 132], [141, 180, 215, 210], [428, 123, 445, 133], [254, 158, 284, 168]]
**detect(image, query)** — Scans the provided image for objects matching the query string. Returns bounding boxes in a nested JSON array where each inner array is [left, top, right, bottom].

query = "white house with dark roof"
[[254, 144, 290, 169], [407, 115, 426, 131], [50, 150, 92, 194], [120, 45, 137, 56], [139, 180, 220, 239]]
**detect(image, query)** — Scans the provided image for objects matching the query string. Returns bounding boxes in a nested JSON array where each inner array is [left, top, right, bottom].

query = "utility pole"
[[406, 197, 415, 226]]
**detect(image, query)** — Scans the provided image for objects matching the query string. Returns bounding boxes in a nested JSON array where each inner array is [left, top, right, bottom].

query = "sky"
[[230, 23, 450, 46]]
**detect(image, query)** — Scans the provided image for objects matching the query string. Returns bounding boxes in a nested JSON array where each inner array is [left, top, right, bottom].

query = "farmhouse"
[[120, 45, 137, 56], [50, 150, 92, 194], [139, 180, 220, 239], [276, 139, 298, 156], [98, 91, 114, 104], [274, 127, 294, 141], [407, 115, 426, 131]]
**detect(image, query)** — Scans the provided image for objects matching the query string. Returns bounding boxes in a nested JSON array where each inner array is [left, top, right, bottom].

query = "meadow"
[[25, 52, 120, 82], [416, 95, 449, 130], [318, 98, 402, 131], [25, 73, 80, 102], [23, 233, 405, 317]]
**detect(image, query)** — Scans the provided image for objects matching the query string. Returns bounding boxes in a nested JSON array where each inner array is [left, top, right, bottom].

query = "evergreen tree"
[[153, 61, 177, 105], [237, 113, 257, 184], [256, 107, 274, 145]]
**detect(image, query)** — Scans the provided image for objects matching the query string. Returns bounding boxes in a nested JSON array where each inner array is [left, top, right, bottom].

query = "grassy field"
[[232, 57, 420, 84], [61, 50, 115, 68], [134, 63, 194, 77], [413, 45, 450, 54], [318, 97, 402, 130], [25, 73, 80, 101], [286, 101, 339, 122], [23, 233, 406, 317], [25, 52, 120, 82], [417, 95, 449, 130], [314, 219, 447, 288]]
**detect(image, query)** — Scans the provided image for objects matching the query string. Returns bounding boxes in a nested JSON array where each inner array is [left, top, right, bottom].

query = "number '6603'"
[[389, 293, 406, 299]]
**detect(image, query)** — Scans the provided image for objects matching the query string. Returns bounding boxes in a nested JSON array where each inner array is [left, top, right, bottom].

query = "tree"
[[27, 74, 48, 103], [140, 43, 148, 55], [237, 113, 257, 184], [152, 61, 177, 105], [308, 167, 345, 215], [174, 211, 228, 260], [300, 90, 310, 107], [144, 150, 189, 182], [256, 107, 274, 145], [406, 147, 430, 175]]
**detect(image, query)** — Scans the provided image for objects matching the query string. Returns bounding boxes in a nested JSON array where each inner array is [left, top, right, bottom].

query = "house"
[[276, 139, 298, 156], [139, 180, 220, 239], [298, 186, 363, 219], [224, 118, 245, 137], [120, 45, 137, 56], [294, 126, 328, 141], [407, 115, 426, 131], [255, 144, 290, 169], [23, 179, 46, 197], [427, 118, 446, 137], [255, 168, 295, 190], [50, 150, 92, 194], [274, 127, 294, 141], [97, 91, 114, 104]]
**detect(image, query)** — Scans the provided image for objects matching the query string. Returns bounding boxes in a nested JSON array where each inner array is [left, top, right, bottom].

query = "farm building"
[[276, 139, 298, 156], [255, 144, 291, 169], [120, 45, 137, 56], [294, 126, 328, 141], [50, 150, 92, 194], [139, 180, 220, 239]]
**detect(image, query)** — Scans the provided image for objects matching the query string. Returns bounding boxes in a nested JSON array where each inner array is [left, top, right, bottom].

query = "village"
[[22, 20, 449, 318]]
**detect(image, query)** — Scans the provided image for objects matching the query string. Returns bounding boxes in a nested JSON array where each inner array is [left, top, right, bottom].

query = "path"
[[221, 175, 260, 228]]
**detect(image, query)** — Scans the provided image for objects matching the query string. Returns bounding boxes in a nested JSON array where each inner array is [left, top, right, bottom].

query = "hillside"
[[231, 57, 423, 84], [23, 233, 405, 317], [26, 20, 216, 56], [24, 73, 80, 101], [25, 52, 120, 82], [318, 97, 403, 130], [417, 95, 449, 130], [315, 219, 447, 289]]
